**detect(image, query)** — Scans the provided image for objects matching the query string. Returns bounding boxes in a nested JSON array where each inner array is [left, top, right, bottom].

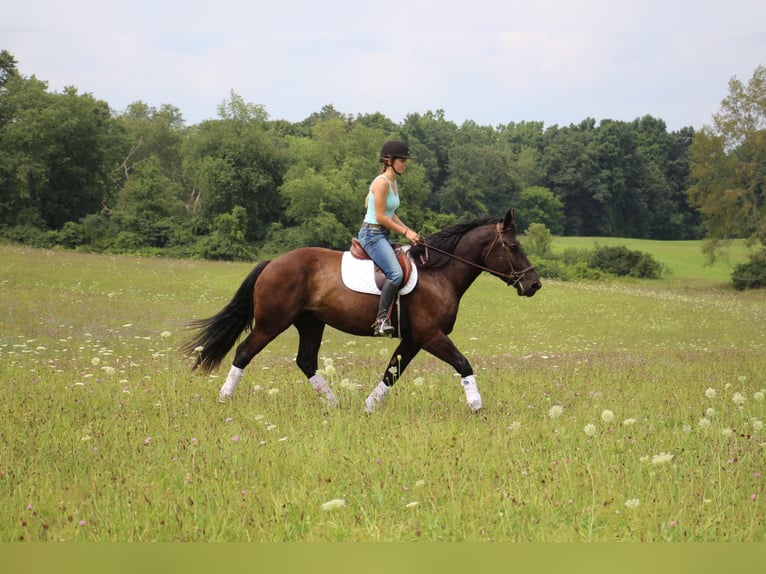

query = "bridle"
[[416, 223, 536, 289]]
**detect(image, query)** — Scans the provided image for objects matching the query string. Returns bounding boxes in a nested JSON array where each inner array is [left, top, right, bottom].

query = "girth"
[[350, 238, 413, 290]]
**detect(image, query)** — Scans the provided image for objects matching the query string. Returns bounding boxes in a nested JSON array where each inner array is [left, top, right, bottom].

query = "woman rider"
[[358, 140, 421, 336]]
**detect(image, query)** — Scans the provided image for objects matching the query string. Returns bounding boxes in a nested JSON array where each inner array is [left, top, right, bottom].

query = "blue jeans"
[[358, 226, 404, 286]]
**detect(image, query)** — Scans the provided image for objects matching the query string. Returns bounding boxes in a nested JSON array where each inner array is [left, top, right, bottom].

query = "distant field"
[[0, 244, 764, 542], [549, 236, 752, 286]]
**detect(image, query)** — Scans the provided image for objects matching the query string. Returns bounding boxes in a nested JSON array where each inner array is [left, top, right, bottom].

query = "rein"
[[416, 223, 536, 288]]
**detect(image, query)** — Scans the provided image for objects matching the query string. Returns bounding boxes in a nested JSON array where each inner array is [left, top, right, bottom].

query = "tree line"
[[1, 50, 762, 275]]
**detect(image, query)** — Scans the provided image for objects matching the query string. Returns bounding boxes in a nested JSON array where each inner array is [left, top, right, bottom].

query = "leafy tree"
[[0, 71, 119, 230], [516, 186, 564, 234], [110, 157, 187, 249], [182, 93, 287, 242], [689, 65, 766, 255]]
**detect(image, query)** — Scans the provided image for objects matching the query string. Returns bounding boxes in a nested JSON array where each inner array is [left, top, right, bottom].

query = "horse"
[[182, 208, 541, 412]]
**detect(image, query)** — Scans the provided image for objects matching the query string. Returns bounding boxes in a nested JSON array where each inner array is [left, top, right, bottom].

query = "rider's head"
[[379, 140, 411, 175]]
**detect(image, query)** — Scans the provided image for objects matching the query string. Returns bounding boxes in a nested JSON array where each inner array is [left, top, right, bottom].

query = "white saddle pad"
[[341, 251, 418, 295]]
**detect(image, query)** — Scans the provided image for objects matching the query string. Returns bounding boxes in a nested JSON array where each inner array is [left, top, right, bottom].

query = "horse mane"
[[410, 216, 499, 268]]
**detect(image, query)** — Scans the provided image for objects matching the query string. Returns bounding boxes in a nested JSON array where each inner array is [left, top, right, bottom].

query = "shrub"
[[588, 245, 663, 279], [731, 250, 766, 290]]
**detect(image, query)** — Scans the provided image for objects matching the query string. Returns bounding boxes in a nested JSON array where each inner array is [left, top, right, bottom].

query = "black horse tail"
[[182, 260, 271, 374]]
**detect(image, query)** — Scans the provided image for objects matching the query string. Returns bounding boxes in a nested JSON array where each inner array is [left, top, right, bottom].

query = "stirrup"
[[372, 318, 395, 337]]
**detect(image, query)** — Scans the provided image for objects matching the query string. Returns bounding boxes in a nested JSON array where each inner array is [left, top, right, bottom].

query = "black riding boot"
[[373, 279, 398, 337]]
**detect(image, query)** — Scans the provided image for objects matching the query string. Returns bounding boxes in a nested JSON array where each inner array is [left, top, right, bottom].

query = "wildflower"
[[753, 391, 764, 403], [405, 501, 419, 508], [321, 499, 347, 511], [78, 520, 86, 527], [143, 437, 151, 446], [697, 418, 711, 429], [651, 452, 673, 465], [622, 418, 637, 426], [413, 376, 425, 387], [704, 407, 715, 419], [91, 357, 101, 366], [732, 392, 745, 406], [194, 346, 204, 353], [232, 435, 240, 443], [160, 331, 171, 338], [267, 388, 279, 395], [548, 405, 563, 419], [704, 388, 717, 400], [752, 420, 763, 432], [681, 424, 692, 433], [508, 421, 522, 432], [721, 428, 734, 438], [625, 498, 640, 509], [584, 424, 597, 437], [414, 479, 426, 488], [601, 410, 615, 423]]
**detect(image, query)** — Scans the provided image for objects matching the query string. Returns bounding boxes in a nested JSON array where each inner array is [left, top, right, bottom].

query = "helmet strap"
[[389, 158, 403, 176]]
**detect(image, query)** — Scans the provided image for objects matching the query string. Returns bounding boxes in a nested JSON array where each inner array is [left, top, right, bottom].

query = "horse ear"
[[504, 209, 516, 232]]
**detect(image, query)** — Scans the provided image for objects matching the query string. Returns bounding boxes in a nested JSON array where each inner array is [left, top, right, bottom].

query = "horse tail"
[[182, 260, 271, 374]]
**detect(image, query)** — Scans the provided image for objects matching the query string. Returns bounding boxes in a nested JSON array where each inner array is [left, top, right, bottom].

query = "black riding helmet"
[[379, 140, 412, 162]]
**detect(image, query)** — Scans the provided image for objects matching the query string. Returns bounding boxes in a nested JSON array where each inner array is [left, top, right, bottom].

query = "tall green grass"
[[0, 244, 764, 541]]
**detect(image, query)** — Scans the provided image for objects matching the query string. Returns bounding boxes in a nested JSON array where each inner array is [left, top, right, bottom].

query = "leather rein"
[[415, 223, 536, 288]]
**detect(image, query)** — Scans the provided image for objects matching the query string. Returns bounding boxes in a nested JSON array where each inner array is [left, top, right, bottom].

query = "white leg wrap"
[[462, 375, 482, 412], [365, 381, 390, 413], [310, 374, 339, 407], [219, 366, 243, 402]]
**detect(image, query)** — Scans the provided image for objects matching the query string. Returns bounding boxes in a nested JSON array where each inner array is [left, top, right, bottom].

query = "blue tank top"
[[364, 175, 400, 224]]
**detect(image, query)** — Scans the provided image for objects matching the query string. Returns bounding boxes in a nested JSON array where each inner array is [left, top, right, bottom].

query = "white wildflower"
[[698, 418, 711, 429], [548, 405, 563, 419], [704, 407, 715, 419], [584, 424, 597, 437], [622, 418, 637, 426], [704, 388, 717, 400], [601, 409, 615, 423], [320, 499, 346, 511], [625, 498, 640, 509], [732, 392, 745, 406], [651, 452, 674, 465]]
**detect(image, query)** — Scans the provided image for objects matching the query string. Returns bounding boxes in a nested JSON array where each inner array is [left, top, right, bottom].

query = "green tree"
[[110, 157, 187, 249], [183, 92, 287, 242], [0, 70, 119, 230], [689, 65, 766, 255], [516, 186, 564, 234]]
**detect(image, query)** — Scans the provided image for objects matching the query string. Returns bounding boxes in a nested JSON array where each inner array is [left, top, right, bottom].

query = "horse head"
[[486, 209, 541, 297]]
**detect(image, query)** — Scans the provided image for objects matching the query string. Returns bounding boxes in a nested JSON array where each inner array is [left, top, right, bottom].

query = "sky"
[[3, 0, 765, 131]]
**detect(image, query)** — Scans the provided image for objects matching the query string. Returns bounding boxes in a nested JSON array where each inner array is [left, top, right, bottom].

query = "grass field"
[[0, 241, 764, 542], [551, 235, 753, 287]]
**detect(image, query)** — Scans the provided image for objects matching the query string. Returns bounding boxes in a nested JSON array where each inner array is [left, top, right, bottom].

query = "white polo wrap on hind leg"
[[219, 366, 243, 402], [310, 374, 339, 407]]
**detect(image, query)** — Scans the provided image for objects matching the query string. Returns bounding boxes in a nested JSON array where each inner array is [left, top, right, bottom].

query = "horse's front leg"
[[422, 332, 482, 412], [365, 339, 421, 413]]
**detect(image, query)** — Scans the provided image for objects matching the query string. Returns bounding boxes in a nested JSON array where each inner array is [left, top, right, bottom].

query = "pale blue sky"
[[3, 0, 764, 130]]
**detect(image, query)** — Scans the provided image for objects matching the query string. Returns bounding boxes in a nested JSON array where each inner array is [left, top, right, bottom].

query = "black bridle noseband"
[[416, 223, 536, 289]]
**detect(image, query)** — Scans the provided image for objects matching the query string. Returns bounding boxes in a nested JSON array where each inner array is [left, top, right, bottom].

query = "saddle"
[[350, 238, 413, 291]]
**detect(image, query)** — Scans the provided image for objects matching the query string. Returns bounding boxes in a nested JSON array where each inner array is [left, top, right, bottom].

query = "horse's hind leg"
[[219, 324, 288, 401], [294, 313, 337, 407], [365, 340, 421, 413]]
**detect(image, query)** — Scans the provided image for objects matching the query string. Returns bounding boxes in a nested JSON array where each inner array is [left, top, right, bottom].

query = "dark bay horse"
[[182, 208, 541, 412]]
